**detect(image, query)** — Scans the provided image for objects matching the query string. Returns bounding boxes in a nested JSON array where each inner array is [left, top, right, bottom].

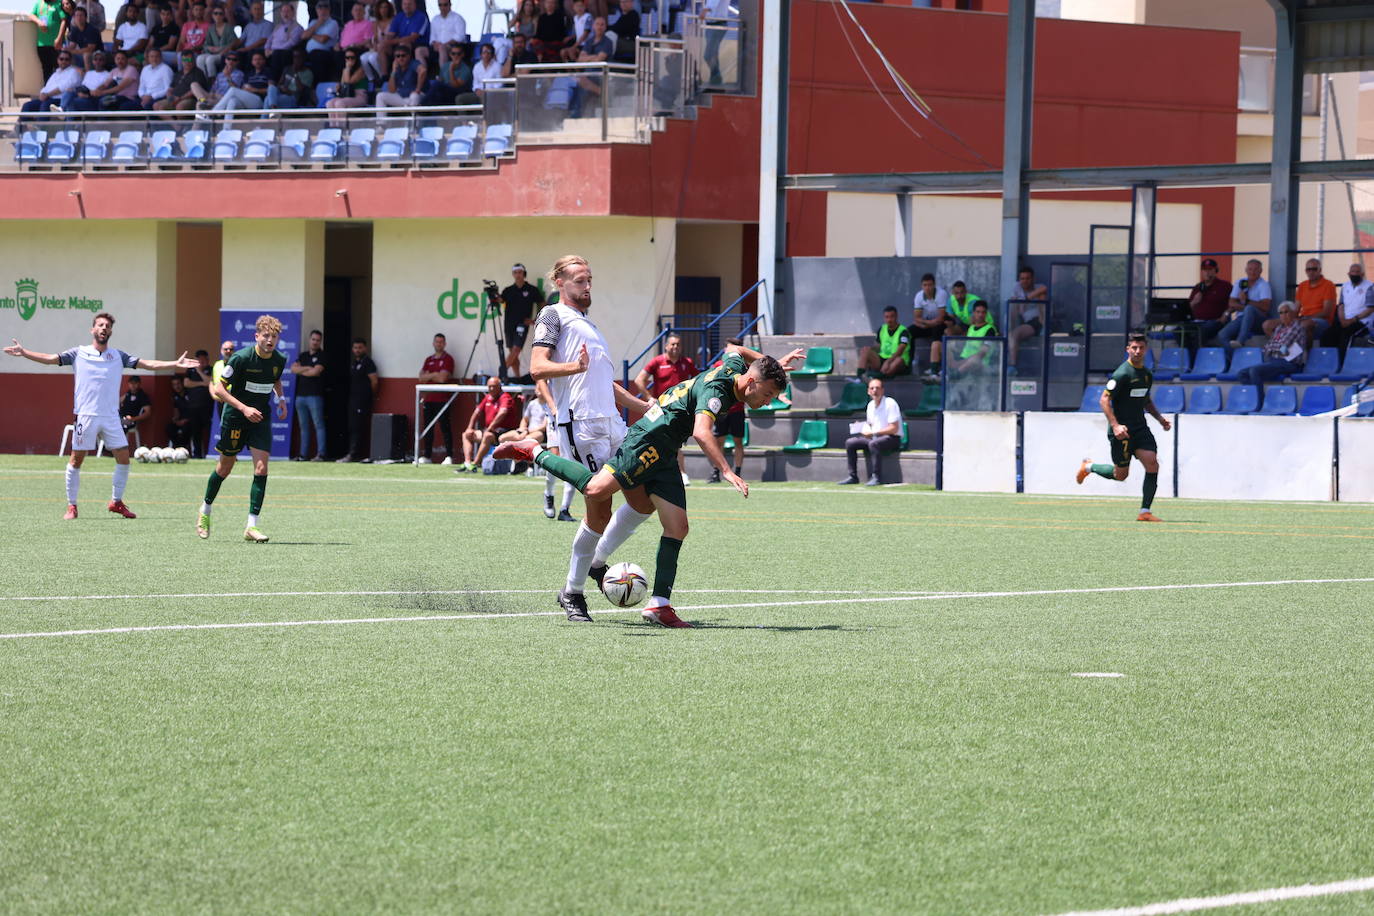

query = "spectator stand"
[[412, 382, 532, 466]]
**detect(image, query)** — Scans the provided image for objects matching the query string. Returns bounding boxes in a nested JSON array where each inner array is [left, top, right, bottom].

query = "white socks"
[[200, 502, 213, 515], [544, 472, 555, 497], [65, 465, 79, 504], [645, 596, 669, 609], [592, 504, 653, 567], [247, 513, 259, 528], [561, 482, 575, 512], [565, 521, 602, 594], [111, 463, 129, 500]]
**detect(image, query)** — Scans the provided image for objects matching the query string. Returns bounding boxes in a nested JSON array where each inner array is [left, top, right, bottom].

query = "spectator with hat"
[[1187, 257, 1233, 349], [498, 263, 546, 379]]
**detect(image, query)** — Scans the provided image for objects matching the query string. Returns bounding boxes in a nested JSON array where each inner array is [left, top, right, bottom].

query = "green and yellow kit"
[[216, 345, 286, 455], [1104, 358, 1156, 467]]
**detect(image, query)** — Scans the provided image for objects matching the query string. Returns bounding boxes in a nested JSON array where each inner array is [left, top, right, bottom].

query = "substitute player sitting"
[[496, 344, 804, 627], [1076, 331, 1172, 522], [197, 315, 288, 542]]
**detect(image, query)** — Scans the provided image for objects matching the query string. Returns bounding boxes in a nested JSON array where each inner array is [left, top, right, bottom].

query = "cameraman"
[[497, 262, 546, 379]]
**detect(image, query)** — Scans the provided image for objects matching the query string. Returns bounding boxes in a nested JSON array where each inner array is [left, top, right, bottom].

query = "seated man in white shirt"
[[840, 377, 902, 487], [137, 46, 176, 109], [21, 50, 84, 113]]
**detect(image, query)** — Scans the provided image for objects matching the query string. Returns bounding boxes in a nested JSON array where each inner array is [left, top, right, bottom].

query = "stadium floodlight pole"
[[756, 0, 787, 335]]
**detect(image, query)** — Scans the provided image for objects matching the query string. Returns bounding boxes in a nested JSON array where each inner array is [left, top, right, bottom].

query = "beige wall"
[[1142, 0, 1274, 49], [221, 219, 325, 335], [0, 220, 176, 373], [675, 222, 744, 307]]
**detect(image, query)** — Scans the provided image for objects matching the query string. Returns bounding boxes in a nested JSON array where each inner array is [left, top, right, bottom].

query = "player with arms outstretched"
[[5, 312, 197, 519], [197, 315, 288, 542], [497, 343, 804, 627], [1076, 331, 1171, 521]]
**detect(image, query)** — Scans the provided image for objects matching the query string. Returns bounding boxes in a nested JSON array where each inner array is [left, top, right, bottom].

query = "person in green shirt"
[[198, 315, 288, 542], [927, 280, 983, 381], [857, 306, 912, 381], [1076, 332, 1172, 522], [30, 0, 66, 79]]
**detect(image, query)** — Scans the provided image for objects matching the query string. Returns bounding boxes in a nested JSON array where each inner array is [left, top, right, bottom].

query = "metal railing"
[[622, 278, 766, 386], [504, 61, 643, 144]]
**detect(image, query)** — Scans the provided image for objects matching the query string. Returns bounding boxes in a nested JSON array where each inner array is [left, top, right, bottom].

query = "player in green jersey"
[[1076, 331, 1172, 522], [197, 315, 288, 542], [495, 343, 806, 627]]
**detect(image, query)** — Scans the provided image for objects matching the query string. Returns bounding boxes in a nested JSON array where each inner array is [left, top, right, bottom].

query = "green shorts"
[[1109, 424, 1157, 467], [217, 415, 273, 455], [606, 428, 687, 509]]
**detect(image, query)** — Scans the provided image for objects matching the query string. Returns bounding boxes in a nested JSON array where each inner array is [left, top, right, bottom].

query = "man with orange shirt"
[[1271, 257, 1336, 347]]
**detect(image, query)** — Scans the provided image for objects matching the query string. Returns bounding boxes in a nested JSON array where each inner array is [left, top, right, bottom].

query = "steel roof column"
[[1269, 1, 1302, 301], [1000, 0, 1034, 327], [756, 0, 789, 334]]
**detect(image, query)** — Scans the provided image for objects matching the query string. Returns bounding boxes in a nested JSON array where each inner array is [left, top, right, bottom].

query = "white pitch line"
[[1, 577, 1370, 641], [1050, 873, 1374, 916], [0, 588, 949, 604]]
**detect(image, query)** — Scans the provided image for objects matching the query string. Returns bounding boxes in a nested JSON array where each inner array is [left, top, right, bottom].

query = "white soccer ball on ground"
[[146, 447, 162, 463], [173, 447, 189, 463], [601, 561, 649, 608], [133, 446, 151, 463], [158, 447, 174, 463]]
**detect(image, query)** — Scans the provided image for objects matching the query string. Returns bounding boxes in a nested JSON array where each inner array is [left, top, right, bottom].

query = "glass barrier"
[[637, 38, 689, 120], [943, 335, 1006, 412], [506, 62, 639, 144]]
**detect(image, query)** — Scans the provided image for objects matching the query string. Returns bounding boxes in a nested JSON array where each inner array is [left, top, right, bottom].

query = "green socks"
[[653, 536, 683, 602], [1090, 463, 1115, 480], [204, 470, 226, 505], [250, 474, 268, 516], [1142, 472, 1158, 511], [534, 450, 595, 492]]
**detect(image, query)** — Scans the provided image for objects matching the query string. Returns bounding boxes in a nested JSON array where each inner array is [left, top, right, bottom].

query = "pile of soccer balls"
[[134, 446, 190, 464]]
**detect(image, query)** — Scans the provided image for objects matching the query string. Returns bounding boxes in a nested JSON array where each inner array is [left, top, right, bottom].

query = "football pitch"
[[3, 453, 1374, 915]]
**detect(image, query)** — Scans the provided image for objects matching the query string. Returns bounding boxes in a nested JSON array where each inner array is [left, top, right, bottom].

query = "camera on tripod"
[[463, 280, 508, 381], [482, 279, 502, 307]]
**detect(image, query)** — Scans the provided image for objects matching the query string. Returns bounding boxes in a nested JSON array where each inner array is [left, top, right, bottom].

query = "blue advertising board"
[[210, 310, 302, 460]]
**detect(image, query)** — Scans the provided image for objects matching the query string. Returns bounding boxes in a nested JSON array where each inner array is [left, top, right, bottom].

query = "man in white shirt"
[[115, 3, 150, 54], [472, 42, 502, 92], [5, 312, 197, 519], [1325, 261, 1374, 354], [910, 271, 948, 376], [1216, 258, 1274, 348], [839, 378, 902, 486], [427, 0, 467, 63], [20, 50, 83, 112], [1006, 265, 1047, 371], [138, 46, 175, 108]]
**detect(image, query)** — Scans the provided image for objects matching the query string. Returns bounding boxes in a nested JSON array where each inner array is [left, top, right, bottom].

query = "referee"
[[500, 262, 546, 380]]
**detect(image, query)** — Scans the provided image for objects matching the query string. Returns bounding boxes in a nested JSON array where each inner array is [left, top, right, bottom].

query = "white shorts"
[[72, 414, 128, 452], [553, 415, 626, 473]]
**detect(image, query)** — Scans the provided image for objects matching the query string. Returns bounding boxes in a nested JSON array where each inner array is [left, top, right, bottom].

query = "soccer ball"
[[173, 447, 189, 463], [601, 562, 649, 608], [157, 447, 173, 463], [146, 447, 162, 463], [133, 446, 151, 463]]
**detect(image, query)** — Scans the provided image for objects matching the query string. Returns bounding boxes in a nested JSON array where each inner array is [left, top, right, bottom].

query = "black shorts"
[[908, 323, 943, 341], [1021, 317, 1043, 334], [1109, 425, 1157, 467], [712, 410, 745, 439], [505, 322, 529, 348]]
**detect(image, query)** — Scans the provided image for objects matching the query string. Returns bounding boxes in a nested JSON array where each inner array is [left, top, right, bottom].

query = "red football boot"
[[108, 500, 137, 519], [641, 605, 692, 628], [492, 438, 539, 462], [63, 504, 78, 520]]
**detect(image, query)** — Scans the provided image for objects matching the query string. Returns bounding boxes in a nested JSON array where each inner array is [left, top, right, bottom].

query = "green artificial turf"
[[2, 454, 1374, 914]]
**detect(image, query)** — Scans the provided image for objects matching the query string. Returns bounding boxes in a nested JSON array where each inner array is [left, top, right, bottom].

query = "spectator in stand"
[[149, 5, 181, 55], [227, 0, 248, 27], [182, 348, 216, 457], [138, 46, 175, 107], [21, 50, 82, 113], [702, 0, 731, 83], [340, 337, 378, 462], [66, 49, 111, 109], [326, 46, 369, 120], [119, 375, 153, 441], [909, 272, 947, 376], [571, 13, 610, 107], [212, 48, 270, 110], [155, 50, 209, 110], [857, 306, 911, 381], [387, 0, 429, 66], [1186, 257, 1232, 350], [167, 375, 193, 450], [59, 5, 101, 67], [840, 377, 901, 487], [291, 329, 327, 461], [514, 0, 538, 37], [78, 0, 106, 32], [417, 333, 456, 465], [500, 389, 549, 445], [197, 5, 240, 78], [98, 49, 144, 109], [1325, 261, 1374, 355], [472, 41, 502, 91], [192, 50, 244, 107], [1006, 265, 1047, 370], [944, 280, 980, 335], [569, 0, 591, 45], [421, 41, 473, 105], [360, 0, 396, 80], [531, 0, 572, 61], [503, 31, 537, 75], [708, 337, 747, 484], [427, 0, 466, 66], [499, 263, 546, 379], [457, 377, 519, 471], [607, 0, 637, 63], [115, 3, 151, 57], [264, 1, 304, 79], [178, 1, 210, 59], [301, 0, 339, 81], [633, 331, 698, 485], [338, 1, 372, 54], [31, 0, 66, 80], [1216, 259, 1273, 348], [949, 300, 999, 409], [238, 0, 272, 58], [267, 46, 315, 106], [1237, 301, 1306, 396], [375, 44, 423, 106], [1274, 258, 1336, 348]]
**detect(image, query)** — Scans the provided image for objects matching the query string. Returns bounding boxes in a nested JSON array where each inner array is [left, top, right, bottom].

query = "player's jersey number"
[[638, 446, 661, 470]]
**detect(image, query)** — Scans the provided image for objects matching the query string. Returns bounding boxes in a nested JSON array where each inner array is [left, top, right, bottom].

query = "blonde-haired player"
[[197, 315, 288, 542]]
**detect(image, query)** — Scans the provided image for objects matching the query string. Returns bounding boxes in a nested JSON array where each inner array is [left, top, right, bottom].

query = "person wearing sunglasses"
[[197, 3, 240, 77], [20, 49, 84, 113], [325, 47, 370, 122]]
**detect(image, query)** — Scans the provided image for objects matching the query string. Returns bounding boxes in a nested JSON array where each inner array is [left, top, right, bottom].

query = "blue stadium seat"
[[412, 125, 445, 158], [1343, 384, 1374, 417], [281, 128, 309, 159], [1333, 347, 1374, 382], [1222, 384, 1260, 415], [82, 129, 112, 162], [1257, 385, 1297, 416], [345, 126, 374, 158], [310, 127, 344, 159], [483, 123, 513, 156], [1298, 385, 1336, 416], [1218, 346, 1262, 381], [1153, 347, 1189, 381], [1077, 385, 1105, 412], [446, 123, 478, 158], [1152, 384, 1185, 414], [545, 76, 577, 109], [242, 128, 276, 161], [17, 130, 47, 162], [46, 129, 80, 161], [148, 130, 176, 160], [315, 82, 338, 107], [113, 129, 147, 162], [180, 129, 209, 160], [376, 126, 410, 159], [212, 128, 243, 161], [1181, 347, 1226, 380], [1292, 346, 1339, 381], [1186, 385, 1222, 414]]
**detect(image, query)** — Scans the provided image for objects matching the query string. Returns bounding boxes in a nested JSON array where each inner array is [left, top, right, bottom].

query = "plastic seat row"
[[1152, 346, 1374, 382], [782, 419, 911, 452], [1078, 383, 1372, 417]]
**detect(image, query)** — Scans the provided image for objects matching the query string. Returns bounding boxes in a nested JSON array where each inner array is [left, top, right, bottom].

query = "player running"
[[1076, 331, 1172, 521], [197, 314, 288, 542], [5, 312, 197, 519], [496, 343, 804, 627]]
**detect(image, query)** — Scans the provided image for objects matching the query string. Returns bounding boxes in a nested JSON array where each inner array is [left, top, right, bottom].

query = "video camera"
[[482, 279, 502, 307]]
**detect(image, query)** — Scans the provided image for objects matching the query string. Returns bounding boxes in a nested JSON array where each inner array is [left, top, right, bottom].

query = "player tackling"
[[197, 314, 288, 542], [497, 342, 804, 627], [1076, 331, 1171, 521], [5, 313, 197, 519]]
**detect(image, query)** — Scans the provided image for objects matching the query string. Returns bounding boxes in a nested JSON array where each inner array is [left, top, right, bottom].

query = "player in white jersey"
[[530, 255, 652, 622], [6, 312, 197, 519]]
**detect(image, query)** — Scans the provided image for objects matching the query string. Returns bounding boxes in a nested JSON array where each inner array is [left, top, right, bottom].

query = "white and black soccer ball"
[[173, 447, 189, 463], [133, 446, 151, 463], [601, 561, 649, 608]]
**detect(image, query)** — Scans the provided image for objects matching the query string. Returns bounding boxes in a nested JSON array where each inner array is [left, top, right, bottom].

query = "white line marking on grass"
[[0, 588, 948, 604], [1051, 873, 1374, 916], [1071, 673, 1125, 678], [1, 577, 1370, 641]]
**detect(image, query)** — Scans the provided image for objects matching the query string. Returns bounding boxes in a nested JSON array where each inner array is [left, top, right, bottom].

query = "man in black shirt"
[[608, 0, 638, 63], [120, 375, 153, 440], [181, 348, 216, 458], [291, 328, 327, 460], [499, 262, 546, 380], [340, 337, 379, 462], [166, 374, 193, 449]]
